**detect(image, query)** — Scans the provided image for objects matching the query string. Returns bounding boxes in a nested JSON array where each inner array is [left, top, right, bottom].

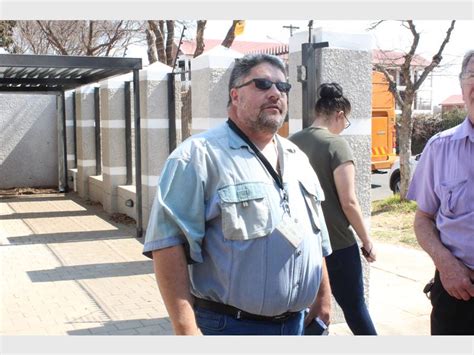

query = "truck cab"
[[371, 71, 397, 171]]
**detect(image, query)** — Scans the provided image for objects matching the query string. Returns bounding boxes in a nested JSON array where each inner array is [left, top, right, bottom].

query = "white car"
[[389, 154, 421, 193]]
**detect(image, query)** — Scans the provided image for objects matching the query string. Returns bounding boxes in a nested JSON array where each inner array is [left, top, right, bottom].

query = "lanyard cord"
[[227, 119, 283, 189], [227, 119, 289, 209]]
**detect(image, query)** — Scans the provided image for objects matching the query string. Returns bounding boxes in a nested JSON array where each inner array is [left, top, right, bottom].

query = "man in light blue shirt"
[[143, 54, 332, 335], [407, 50, 474, 335]]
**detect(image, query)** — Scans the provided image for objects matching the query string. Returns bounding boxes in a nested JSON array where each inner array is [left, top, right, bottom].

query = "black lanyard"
[[227, 119, 290, 210]]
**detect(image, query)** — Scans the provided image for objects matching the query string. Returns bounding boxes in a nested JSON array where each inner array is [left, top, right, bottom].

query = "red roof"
[[372, 49, 430, 67], [440, 94, 464, 106]]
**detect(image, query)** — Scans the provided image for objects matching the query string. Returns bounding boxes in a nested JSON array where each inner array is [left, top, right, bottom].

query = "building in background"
[[439, 94, 465, 115]]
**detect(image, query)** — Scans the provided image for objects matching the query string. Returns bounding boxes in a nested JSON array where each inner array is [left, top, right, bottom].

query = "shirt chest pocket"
[[298, 178, 324, 233], [438, 178, 470, 217], [218, 182, 273, 241]]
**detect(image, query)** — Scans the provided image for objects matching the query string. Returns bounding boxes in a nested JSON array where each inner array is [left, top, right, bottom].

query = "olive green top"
[[290, 127, 356, 251]]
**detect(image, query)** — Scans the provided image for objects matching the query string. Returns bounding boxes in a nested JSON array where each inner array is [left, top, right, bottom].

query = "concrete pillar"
[[65, 91, 76, 191], [191, 46, 242, 134], [75, 84, 97, 200], [100, 73, 132, 214], [289, 28, 374, 324], [65, 91, 75, 170], [139, 62, 173, 226]]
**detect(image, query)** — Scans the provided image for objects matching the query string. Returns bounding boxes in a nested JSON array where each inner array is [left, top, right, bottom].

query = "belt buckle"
[[272, 313, 289, 322]]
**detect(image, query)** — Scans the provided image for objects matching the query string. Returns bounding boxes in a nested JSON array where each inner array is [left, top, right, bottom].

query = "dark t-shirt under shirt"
[[290, 127, 356, 251]]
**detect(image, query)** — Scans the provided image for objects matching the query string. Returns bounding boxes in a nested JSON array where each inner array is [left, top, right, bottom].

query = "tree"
[[0, 21, 16, 52], [12, 20, 143, 56], [373, 20, 455, 200], [193, 20, 207, 58]]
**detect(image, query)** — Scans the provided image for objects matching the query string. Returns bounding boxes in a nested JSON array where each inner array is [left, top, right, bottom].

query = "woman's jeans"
[[325, 243, 377, 335]]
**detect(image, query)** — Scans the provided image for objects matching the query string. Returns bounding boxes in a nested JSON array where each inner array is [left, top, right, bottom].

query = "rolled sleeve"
[[143, 158, 206, 263], [407, 140, 440, 215]]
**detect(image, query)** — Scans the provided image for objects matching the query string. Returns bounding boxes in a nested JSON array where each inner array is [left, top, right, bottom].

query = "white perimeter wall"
[[0, 93, 58, 189]]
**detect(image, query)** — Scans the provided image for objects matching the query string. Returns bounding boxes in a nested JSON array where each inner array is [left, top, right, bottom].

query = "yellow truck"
[[371, 71, 397, 171]]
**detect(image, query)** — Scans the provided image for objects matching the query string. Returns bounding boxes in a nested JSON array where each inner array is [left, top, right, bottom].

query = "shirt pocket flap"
[[217, 182, 272, 241], [298, 178, 325, 202], [218, 183, 266, 203], [298, 178, 324, 233]]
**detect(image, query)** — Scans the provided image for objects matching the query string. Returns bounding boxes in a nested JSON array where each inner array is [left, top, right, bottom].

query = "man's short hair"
[[227, 54, 287, 106], [459, 50, 474, 80]]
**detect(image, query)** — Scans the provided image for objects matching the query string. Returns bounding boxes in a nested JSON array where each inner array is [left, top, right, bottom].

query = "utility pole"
[[283, 24, 300, 37]]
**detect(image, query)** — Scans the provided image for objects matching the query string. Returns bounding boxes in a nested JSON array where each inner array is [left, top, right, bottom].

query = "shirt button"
[[294, 218, 299, 223], [296, 250, 302, 257]]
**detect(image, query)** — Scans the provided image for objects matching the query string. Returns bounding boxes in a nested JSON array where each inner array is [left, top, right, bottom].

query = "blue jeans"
[[325, 243, 377, 335], [194, 307, 305, 335]]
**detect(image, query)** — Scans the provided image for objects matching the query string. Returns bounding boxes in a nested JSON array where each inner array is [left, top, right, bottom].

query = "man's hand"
[[304, 259, 331, 327], [438, 258, 474, 301], [414, 209, 474, 302], [304, 294, 331, 327]]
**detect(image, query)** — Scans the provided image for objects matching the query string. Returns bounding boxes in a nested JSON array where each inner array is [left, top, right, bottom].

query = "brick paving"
[[0, 193, 172, 335]]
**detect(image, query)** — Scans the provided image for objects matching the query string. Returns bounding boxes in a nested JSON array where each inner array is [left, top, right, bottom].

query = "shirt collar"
[[452, 116, 474, 142], [227, 119, 296, 154], [227, 121, 251, 150]]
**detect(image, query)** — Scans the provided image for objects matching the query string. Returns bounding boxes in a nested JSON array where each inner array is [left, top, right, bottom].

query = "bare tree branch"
[[366, 20, 384, 31], [146, 24, 158, 64], [399, 20, 420, 92], [413, 20, 455, 91], [148, 20, 167, 64], [165, 20, 175, 66], [374, 63, 404, 107], [36, 20, 69, 55], [221, 20, 240, 48], [194, 20, 206, 58], [86, 21, 94, 55]]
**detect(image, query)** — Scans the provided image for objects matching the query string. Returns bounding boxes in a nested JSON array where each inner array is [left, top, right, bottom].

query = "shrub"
[[408, 110, 466, 154], [440, 108, 466, 130], [411, 113, 443, 154]]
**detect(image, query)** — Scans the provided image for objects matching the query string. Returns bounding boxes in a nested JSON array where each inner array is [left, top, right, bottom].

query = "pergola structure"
[[0, 54, 144, 238]]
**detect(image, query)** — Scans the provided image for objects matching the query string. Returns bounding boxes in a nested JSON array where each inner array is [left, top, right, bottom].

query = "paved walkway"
[[0, 193, 433, 336]]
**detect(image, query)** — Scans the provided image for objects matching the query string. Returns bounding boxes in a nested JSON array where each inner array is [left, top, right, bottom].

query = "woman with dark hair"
[[290, 82, 377, 335]]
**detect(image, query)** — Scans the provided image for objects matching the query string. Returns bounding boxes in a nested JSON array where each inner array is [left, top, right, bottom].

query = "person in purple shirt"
[[407, 50, 474, 335]]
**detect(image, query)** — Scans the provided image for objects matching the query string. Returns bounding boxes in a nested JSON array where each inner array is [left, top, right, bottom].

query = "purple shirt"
[[407, 117, 474, 269]]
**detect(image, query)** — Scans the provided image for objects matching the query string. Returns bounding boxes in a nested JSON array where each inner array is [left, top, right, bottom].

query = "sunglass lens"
[[253, 79, 291, 93], [276, 82, 291, 93], [254, 78, 273, 90]]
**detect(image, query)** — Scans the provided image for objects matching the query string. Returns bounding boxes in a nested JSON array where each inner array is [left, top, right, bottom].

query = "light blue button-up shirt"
[[143, 122, 332, 316]]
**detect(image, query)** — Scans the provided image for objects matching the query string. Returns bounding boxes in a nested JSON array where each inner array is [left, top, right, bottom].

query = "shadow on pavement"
[[27, 260, 154, 282], [66, 317, 173, 335]]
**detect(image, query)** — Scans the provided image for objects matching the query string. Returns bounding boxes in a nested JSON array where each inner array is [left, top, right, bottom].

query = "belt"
[[193, 297, 298, 323]]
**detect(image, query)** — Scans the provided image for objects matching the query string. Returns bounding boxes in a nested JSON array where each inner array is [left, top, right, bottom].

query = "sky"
[[198, 20, 474, 107]]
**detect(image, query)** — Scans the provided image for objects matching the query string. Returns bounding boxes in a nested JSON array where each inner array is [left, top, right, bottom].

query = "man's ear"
[[230, 87, 239, 104]]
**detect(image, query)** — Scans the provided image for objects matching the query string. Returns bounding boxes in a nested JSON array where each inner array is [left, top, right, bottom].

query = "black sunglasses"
[[235, 78, 291, 93]]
